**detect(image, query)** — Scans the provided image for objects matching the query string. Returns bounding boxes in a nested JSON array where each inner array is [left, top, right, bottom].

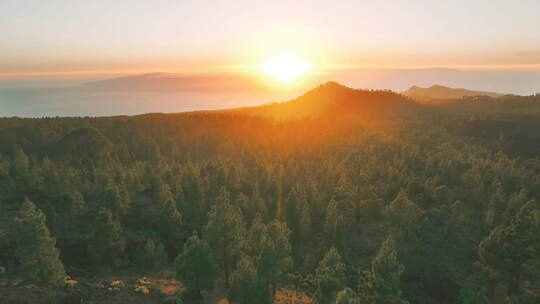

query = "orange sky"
[[1, 0, 540, 76]]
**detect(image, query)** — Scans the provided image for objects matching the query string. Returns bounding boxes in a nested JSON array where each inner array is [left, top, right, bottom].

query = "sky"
[[2, 0, 540, 76]]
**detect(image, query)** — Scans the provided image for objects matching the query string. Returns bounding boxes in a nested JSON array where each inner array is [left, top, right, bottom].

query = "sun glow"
[[262, 55, 311, 83]]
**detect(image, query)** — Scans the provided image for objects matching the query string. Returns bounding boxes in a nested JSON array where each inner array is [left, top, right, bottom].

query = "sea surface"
[[0, 87, 290, 118]]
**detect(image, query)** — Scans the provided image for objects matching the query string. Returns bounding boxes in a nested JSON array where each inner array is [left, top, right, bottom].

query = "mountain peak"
[[248, 82, 417, 119], [302, 81, 356, 96], [322, 81, 350, 89], [300, 81, 360, 98], [428, 84, 448, 89]]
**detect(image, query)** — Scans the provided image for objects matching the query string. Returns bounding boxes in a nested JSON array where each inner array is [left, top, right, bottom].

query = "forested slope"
[[0, 84, 539, 304]]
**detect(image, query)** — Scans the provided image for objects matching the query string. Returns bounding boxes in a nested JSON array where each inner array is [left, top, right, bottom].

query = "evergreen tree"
[[175, 233, 217, 294], [181, 173, 204, 232], [89, 207, 125, 267], [334, 288, 358, 304], [11, 147, 29, 180], [315, 247, 346, 304], [298, 200, 312, 247], [503, 188, 529, 223], [359, 236, 406, 304], [484, 188, 505, 229], [134, 239, 167, 271], [62, 190, 85, 216], [154, 182, 174, 204], [433, 185, 453, 206], [458, 277, 489, 304], [478, 200, 540, 301], [159, 195, 184, 258], [246, 215, 268, 257], [102, 184, 130, 216], [284, 187, 301, 240], [257, 220, 293, 296], [384, 190, 423, 240], [15, 198, 66, 286], [251, 185, 269, 222], [40, 201, 57, 235], [235, 193, 252, 225], [229, 255, 270, 304], [336, 173, 364, 224], [324, 198, 342, 246], [204, 187, 245, 287]]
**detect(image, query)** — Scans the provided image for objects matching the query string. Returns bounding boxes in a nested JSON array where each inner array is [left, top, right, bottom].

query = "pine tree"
[[154, 182, 174, 204], [324, 198, 342, 246], [284, 187, 301, 239], [335, 288, 358, 304], [159, 195, 184, 258], [484, 187, 505, 229], [315, 247, 346, 304], [181, 172, 204, 232], [134, 239, 167, 271], [251, 185, 269, 222], [40, 201, 57, 235], [229, 255, 270, 304], [175, 233, 217, 294], [384, 190, 423, 240], [15, 198, 66, 286], [11, 147, 29, 180], [89, 207, 125, 267], [458, 277, 489, 304], [359, 236, 406, 304], [62, 190, 85, 216], [433, 185, 454, 206], [204, 187, 245, 287], [236, 193, 253, 225], [258, 221, 293, 297], [102, 184, 130, 216], [478, 200, 540, 301], [336, 172, 364, 224], [298, 200, 312, 248], [503, 188, 529, 223], [246, 215, 268, 257]]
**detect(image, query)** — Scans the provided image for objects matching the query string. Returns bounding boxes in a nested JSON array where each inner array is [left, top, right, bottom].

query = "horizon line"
[[3, 64, 540, 79]]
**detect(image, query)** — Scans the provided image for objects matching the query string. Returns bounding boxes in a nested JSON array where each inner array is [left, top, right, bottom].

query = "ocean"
[[0, 87, 288, 117]]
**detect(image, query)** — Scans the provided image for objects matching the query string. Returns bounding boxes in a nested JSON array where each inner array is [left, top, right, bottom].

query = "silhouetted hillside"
[[236, 82, 420, 119]]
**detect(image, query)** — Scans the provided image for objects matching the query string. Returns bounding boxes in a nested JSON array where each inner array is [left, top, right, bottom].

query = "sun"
[[262, 54, 311, 83]]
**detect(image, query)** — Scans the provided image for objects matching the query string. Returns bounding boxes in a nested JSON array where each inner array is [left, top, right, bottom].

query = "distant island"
[[402, 84, 503, 101], [84, 72, 274, 93]]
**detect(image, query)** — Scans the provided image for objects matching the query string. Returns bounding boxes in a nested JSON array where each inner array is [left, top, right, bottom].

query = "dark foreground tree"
[[89, 207, 125, 268], [204, 187, 245, 287], [478, 200, 540, 302], [229, 255, 270, 304], [175, 233, 217, 295], [257, 220, 293, 297], [134, 239, 167, 271], [15, 198, 66, 286]]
